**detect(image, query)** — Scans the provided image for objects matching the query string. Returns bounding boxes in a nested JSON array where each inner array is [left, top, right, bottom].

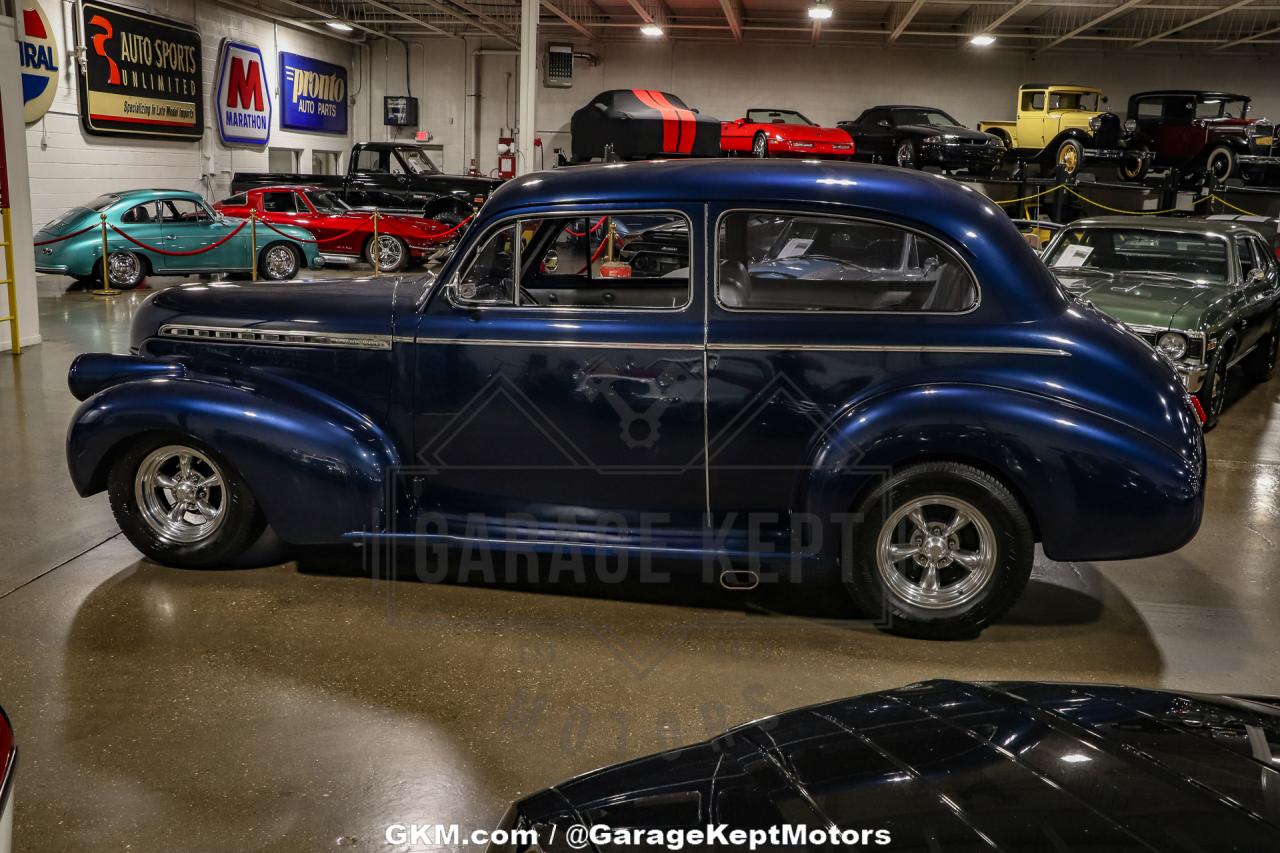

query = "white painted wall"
[[23, 0, 359, 230]]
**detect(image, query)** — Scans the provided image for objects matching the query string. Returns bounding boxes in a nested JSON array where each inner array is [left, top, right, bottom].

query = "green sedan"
[[35, 189, 323, 289], [1045, 216, 1280, 427]]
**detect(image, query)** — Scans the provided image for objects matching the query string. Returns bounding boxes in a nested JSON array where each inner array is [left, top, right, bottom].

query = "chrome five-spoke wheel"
[[261, 244, 299, 280], [134, 445, 227, 544], [875, 495, 997, 610], [372, 234, 406, 272]]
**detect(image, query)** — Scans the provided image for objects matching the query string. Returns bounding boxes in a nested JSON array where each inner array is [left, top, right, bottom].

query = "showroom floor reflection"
[[0, 273, 1276, 851]]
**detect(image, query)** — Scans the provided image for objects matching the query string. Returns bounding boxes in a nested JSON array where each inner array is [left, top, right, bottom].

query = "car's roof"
[[866, 104, 950, 111], [241, 185, 326, 194], [1065, 215, 1263, 237], [107, 188, 204, 204], [1131, 90, 1250, 100]]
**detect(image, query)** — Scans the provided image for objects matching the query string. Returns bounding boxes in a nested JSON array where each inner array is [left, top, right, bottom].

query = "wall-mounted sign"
[[20, 1, 60, 124], [280, 52, 348, 135], [214, 39, 270, 146], [78, 0, 202, 140]]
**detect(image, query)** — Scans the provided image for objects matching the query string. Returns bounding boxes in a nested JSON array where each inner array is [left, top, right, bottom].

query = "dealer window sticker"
[[777, 238, 814, 259], [1055, 244, 1095, 268]]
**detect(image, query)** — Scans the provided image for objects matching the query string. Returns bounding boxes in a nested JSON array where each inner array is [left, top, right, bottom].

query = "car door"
[[409, 206, 707, 541], [706, 205, 980, 542], [155, 198, 235, 272], [115, 201, 175, 272], [848, 110, 894, 162]]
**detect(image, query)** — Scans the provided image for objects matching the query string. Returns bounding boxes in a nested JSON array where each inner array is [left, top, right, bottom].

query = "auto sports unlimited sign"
[[215, 40, 271, 146], [20, 1, 59, 124], [78, 0, 202, 140], [280, 52, 348, 135]]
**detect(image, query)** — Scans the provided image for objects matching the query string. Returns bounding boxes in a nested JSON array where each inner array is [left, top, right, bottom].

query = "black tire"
[[258, 242, 300, 281], [752, 133, 770, 158], [895, 139, 918, 169], [1204, 145, 1237, 182], [842, 462, 1034, 640], [96, 250, 146, 290], [365, 233, 409, 273], [1243, 323, 1279, 385], [1117, 153, 1150, 183], [1053, 138, 1085, 176], [1196, 344, 1232, 430], [107, 433, 269, 569]]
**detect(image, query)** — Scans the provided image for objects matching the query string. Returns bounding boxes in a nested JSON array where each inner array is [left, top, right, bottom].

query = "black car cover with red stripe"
[[571, 90, 721, 162]]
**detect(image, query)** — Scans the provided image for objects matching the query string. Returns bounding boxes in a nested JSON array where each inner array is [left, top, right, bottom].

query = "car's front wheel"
[[1204, 145, 1237, 182], [895, 139, 918, 169], [1054, 139, 1084, 175], [843, 462, 1034, 639], [752, 133, 770, 158], [259, 243, 301, 281], [108, 435, 268, 568], [366, 233, 408, 272], [1196, 345, 1232, 429]]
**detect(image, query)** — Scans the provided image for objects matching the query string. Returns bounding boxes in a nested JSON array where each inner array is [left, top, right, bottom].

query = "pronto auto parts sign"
[[215, 39, 271, 147], [20, 1, 59, 124], [280, 52, 348, 135], [78, 0, 202, 140]]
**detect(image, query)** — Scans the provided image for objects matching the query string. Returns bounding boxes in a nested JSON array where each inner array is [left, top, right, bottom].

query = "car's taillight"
[[1187, 394, 1206, 427]]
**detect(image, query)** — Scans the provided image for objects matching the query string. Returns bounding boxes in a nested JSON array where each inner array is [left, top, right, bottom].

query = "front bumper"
[[774, 140, 855, 157], [1176, 362, 1210, 394], [920, 141, 1004, 167]]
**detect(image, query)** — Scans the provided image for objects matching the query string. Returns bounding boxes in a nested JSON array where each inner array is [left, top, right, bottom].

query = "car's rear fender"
[[803, 383, 1204, 563], [66, 355, 400, 544]]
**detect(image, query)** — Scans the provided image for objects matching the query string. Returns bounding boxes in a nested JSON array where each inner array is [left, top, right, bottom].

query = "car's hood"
[[898, 123, 992, 141], [764, 124, 850, 143], [511, 680, 1280, 848], [1052, 271, 1231, 330], [130, 276, 420, 350]]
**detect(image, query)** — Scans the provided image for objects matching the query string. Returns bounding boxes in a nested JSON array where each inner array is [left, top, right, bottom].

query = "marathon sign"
[[78, 0, 202, 140], [280, 52, 348, 135], [215, 39, 271, 147]]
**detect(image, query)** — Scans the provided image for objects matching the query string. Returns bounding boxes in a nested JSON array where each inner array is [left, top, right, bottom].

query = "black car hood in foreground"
[[500, 680, 1280, 851]]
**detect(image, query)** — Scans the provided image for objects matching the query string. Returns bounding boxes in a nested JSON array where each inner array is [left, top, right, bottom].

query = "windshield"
[[305, 190, 351, 213], [1046, 227, 1229, 283], [1196, 97, 1249, 119], [746, 109, 814, 126], [891, 109, 960, 127], [1050, 91, 1100, 112], [398, 147, 441, 175]]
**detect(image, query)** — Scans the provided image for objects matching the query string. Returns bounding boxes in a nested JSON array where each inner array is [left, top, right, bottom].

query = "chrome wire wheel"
[[374, 234, 405, 271], [107, 251, 140, 286], [876, 495, 997, 610], [134, 445, 227, 545], [262, 244, 298, 280]]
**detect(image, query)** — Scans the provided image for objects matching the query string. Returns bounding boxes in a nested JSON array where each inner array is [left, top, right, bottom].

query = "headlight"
[[987, 135, 1004, 146], [1124, 118, 1137, 133], [923, 135, 943, 144], [1156, 332, 1188, 360], [1088, 115, 1102, 131]]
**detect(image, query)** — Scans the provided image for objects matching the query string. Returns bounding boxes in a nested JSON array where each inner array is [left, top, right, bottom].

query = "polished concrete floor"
[[1, 271, 1278, 851]]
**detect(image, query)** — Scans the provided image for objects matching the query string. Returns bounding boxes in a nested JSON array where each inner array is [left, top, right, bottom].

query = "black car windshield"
[[1046, 228, 1229, 283], [1196, 97, 1249, 119], [398, 148, 441, 175], [891, 109, 960, 127], [747, 109, 814, 126], [305, 191, 351, 213]]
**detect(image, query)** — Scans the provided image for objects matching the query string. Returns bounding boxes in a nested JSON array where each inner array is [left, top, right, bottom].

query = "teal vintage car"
[[35, 189, 323, 289], [1044, 216, 1280, 427]]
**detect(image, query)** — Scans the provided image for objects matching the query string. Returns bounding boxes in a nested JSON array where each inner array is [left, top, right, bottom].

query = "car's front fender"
[[803, 383, 1204, 563], [66, 359, 400, 544]]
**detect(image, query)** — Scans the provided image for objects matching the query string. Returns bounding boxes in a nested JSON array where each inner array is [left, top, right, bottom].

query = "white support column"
[[517, 0, 539, 175]]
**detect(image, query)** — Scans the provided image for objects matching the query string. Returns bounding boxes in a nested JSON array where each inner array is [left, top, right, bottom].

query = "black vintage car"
[[570, 90, 721, 162], [232, 142, 499, 225], [840, 105, 1005, 173], [489, 680, 1280, 851]]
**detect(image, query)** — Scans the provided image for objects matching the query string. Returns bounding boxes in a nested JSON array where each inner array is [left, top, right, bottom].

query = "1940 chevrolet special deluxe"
[[65, 160, 1205, 639]]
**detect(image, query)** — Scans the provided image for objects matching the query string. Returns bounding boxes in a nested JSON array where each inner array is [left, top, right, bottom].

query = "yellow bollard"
[[250, 210, 258, 282], [372, 208, 381, 276], [91, 212, 120, 296]]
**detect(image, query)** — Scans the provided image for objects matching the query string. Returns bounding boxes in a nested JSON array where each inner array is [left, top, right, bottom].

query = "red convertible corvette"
[[213, 186, 456, 272], [721, 108, 855, 159]]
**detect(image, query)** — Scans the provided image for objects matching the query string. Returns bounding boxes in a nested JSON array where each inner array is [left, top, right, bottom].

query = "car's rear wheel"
[[896, 139, 918, 169], [259, 243, 300, 281], [1243, 323, 1278, 385], [752, 133, 769, 158], [96, 250, 146, 290], [1054, 139, 1084, 175], [843, 462, 1034, 639], [366, 233, 408, 273], [108, 435, 268, 568]]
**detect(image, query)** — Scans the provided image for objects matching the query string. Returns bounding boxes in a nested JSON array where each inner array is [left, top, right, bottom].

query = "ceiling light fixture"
[[970, 33, 996, 46], [326, 20, 355, 32], [808, 1, 833, 20], [640, 23, 664, 36]]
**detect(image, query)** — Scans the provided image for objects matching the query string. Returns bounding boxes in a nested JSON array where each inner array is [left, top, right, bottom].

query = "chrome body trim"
[[159, 324, 392, 351], [404, 337, 1069, 356]]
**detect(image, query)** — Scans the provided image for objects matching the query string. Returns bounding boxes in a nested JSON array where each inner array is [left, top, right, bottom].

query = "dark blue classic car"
[[65, 160, 1205, 639]]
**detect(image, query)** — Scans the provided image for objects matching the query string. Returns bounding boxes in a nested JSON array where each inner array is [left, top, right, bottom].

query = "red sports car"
[[721, 108, 855, 159], [213, 186, 457, 272]]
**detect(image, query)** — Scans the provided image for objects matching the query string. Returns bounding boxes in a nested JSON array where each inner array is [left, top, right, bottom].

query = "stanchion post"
[[372, 208, 381, 276], [91, 212, 120, 297], [250, 210, 258, 282]]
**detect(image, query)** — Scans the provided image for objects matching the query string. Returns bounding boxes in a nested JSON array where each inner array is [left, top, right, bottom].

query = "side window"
[[1256, 237, 1278, 275], [354, 149, 384, 172], [1022, 91, 1045, 112], [456, 224, 518, 305], [262, 192, 298, 214], [1237, 235, 1258, 279], [120, 202, 157, 224], [865, 110, 890, 127], [1136, 100, 1162, 119], [158, 199, 210, 223], [717, 211, 977, 313], [222, 193, 248, 207]]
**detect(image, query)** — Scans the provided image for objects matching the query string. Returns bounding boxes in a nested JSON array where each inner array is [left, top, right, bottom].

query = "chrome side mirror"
[[1249, 267, 1267, 283]]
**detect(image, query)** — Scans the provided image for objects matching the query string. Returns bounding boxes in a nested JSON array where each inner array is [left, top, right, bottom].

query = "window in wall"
[[716, 211, 977, 313], [268, 147, 302, 173], [312, 150, 342, 175]]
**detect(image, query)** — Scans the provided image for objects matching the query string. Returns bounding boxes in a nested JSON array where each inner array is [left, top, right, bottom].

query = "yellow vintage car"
[[979, 83, 1147, 177]]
